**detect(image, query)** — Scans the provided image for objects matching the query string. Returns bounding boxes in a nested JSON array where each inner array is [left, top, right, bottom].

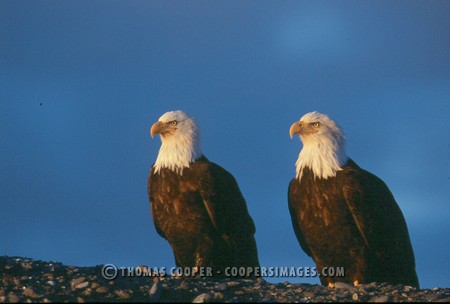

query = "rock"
[[115, 290, 131, 299], [82, 288, 92, 296], [334, 281, 357, 291], [70, 277, 87, 290], [47, 280, 56, 286], [149, 279, 161, 301], [216, 283, 227, 291], [8, 292, 21, 303], [91, 282, 100, 289], [214, 292, 224, 299], [352, 293, 359, 301], [303, 291, 315, 298], [77, 296, 85, 303], [23, 287, 40, 299], [369, 295, 390, 302], [95, 286, 109, 293], [437, 297, 450, 302], [179, 281, 190, 290], [75, 281, 89, 289], [425, 293, 441, 301], [192, 293, 212, 303]]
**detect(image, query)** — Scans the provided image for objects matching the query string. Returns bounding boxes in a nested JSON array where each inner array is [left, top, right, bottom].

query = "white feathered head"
[[290, 111, 348, 180], [150, 110, 202, 174]]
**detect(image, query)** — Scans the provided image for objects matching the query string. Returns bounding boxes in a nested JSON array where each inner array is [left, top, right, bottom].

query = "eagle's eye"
[[312, 122, 321, 128], [171, 121, 178, 126]]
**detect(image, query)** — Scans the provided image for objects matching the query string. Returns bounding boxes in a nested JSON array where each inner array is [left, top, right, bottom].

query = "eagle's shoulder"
[[342, 158, 394, 206], [190, 156, 236, 184]]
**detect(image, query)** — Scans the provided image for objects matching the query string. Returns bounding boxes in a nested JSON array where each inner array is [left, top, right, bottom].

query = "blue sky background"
[[1, 1, 449, 288]]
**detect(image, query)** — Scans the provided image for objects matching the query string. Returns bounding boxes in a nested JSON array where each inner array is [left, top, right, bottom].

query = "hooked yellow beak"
[[289, 122, 302, 139], [150, 122, 163, 138]]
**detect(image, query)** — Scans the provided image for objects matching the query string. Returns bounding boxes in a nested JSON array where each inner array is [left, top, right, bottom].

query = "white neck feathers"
[[154, 123, 202, 175], [295, 133, 348, 181]]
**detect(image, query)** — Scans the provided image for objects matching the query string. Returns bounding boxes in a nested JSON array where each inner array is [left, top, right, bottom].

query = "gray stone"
[[149, 280, 161, 299], [214, 292, 224, 299], [95, 286, 109, 293], [23, 287, 40, 299], [179, 281, 190, 290], [75, 281, 89, 289], [303, 291, 315, 298], [8, 292, 21, 303], [82, 288, 92, 296], [369, 295, 390, 302], [70, 277, 87, 290], [115, 290, 131, 299], [334, 281, 357, 291], [192, 293, 212, 303]]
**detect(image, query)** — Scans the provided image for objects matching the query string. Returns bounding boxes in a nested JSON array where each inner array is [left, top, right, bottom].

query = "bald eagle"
[[148, 110, 260, 275], [288, 111, 419, 288]]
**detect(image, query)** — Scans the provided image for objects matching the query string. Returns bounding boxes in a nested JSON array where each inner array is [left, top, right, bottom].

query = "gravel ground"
[[1, 256, 449, 303]]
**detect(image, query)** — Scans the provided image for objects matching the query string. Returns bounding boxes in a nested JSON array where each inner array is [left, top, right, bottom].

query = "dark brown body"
[[148, 156, 260, 275], [288, 159, 419, 287]]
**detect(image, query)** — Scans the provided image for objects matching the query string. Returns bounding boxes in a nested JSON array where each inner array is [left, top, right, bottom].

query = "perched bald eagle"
[[148, 110, 260, 275], [288, 112, 419, 288]]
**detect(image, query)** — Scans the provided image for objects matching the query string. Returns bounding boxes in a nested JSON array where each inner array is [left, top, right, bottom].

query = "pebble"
[[334, 281, 357, 291], [369, 295, 390, 302], [115, 290, 131, 299], [75, 281, 89, 289], [303, 291, 315, 298], [8, 292, 21, 303], [214, 292, 224, 299], [70, 277, 87, 290], [192, 293, 212, 303], [150, 279, 161, 295], [95, 286, 109, 293], [216, 283, 227, 291], [23, 287, 40, 299]]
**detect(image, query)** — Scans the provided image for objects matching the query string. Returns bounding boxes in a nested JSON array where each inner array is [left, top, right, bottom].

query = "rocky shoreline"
[[1, 256, 449, 303]]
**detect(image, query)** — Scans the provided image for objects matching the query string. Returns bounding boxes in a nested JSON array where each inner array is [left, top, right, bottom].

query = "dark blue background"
[[1, 1, 449, 288]]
